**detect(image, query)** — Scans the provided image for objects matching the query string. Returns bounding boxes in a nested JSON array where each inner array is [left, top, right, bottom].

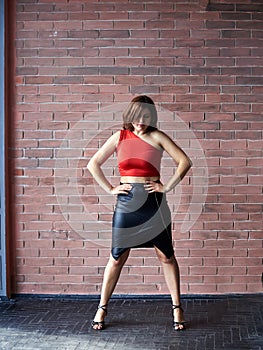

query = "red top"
[[117, 129, 163, 177]]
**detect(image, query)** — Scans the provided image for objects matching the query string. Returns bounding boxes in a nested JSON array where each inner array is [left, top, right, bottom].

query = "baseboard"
[[6, 292, 263, 302]]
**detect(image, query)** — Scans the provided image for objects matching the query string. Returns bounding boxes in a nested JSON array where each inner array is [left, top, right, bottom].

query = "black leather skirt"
[[111, 183, 174, 260]]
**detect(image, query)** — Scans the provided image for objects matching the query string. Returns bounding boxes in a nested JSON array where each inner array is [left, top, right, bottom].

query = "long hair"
[[122, 95, 158, 133]]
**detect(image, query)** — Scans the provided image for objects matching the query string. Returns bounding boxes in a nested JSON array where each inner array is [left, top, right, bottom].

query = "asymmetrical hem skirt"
[[111, 183, 174, 260]]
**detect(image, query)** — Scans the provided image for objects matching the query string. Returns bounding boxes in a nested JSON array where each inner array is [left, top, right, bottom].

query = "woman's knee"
[[154, 246, 175, 264], [157, 251, 176, 265], [161, 256, 175, 264], [109, 250, 129, 267], [109, 256, 124, 267]]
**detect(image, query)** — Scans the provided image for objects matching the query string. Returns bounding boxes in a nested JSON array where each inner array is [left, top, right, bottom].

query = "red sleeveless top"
[[117, 129, 163, 177]]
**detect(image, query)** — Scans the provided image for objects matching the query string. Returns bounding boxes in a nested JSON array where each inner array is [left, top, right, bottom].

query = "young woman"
[[87, 95, 192, 331]]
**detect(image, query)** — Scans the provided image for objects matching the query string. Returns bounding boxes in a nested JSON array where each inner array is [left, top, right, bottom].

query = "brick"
[[217, 283, 247, 293], [147, 20, 176, 30], [237, 93, 263, 103], [237, 76, 263, 85], [222, 29, 251, 38], [204, 203, 234, 213], [11, 0, 263, 297], [130, 29, 159, 39], [218, 249, 248, 257], [190, 249, 217, 257], [247, 283, 263, 293], [204, 275, 231, 283], [189, 284, 217, 293], [234, 257, 262, 267], [218, 266, 246, 276], [248, 249, 263, 257], [25, 274, 54, 283], [234, 204, 263, 213], [24, 76, 53, 84], [252, 103, 263, 113], [235, 221, 262, 230], [206, 58, 235, 68], [146, 38, 174, 48], [206, 20, 235, 29], [237, 20, 263, 30], [160, 48, 190, 57], [204, 257, 233, 266]]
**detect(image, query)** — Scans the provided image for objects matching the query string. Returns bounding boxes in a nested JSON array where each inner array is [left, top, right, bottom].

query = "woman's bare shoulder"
[[107, 130, 121, 140], [112, 130, 121, 138], [151, 129, 172, 143], [97, 130, 121, 150]]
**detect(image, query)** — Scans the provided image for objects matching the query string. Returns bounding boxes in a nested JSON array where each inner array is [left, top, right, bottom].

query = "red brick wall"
[[12, 0, 263, 296]]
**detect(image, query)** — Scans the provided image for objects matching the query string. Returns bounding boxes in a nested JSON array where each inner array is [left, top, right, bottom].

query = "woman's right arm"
[[87, 131, 119, 193], [87, 131, 132, 195]]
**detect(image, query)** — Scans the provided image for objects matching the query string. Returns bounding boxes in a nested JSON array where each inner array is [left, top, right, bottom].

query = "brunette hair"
[[122, 95, 158, 133]]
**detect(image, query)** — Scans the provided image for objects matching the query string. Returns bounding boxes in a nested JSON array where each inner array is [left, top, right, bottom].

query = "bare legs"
[[92, 249, 130, 329], [154, 246, 185, 330], [92, 247, 184, 330]]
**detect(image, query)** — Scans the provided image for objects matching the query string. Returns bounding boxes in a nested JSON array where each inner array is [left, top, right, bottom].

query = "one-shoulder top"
[[116, 129, 163, 177]]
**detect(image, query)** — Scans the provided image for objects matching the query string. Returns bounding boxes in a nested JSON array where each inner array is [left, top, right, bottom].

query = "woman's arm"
[[145, 130, 192, 193], [160, 131, 192, 193], [87, 131, 132, 195]]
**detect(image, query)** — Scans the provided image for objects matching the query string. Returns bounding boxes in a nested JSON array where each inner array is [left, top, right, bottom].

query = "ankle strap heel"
[[172, 304, 186, 331], [91, 304, 108, 331]]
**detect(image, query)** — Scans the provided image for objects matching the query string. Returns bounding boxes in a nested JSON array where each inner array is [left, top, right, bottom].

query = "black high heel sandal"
[[91, 304, 108, 330], [172, 304, 186, 331]]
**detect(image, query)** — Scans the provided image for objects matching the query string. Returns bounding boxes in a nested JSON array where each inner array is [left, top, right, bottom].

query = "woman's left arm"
[[146, 131, 192, 193], [160, 131, 192, 193]]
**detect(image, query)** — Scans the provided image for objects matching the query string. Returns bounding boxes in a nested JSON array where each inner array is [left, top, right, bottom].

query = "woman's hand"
[[110, 183, 133, 195], [144, 181, 165, 193]]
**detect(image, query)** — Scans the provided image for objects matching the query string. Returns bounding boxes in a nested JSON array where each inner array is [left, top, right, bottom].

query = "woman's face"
[[132, 107, 152, 133]]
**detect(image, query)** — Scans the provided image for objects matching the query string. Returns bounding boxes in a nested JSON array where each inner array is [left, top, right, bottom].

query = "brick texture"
[[12, 0, 263, 296]]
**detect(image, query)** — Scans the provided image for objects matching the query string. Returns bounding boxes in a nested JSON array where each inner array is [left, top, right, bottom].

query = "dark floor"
[[0, 295, 262, 350]]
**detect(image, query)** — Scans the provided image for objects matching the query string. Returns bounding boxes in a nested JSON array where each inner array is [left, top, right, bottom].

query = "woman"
[[87, 95, 192, 331]]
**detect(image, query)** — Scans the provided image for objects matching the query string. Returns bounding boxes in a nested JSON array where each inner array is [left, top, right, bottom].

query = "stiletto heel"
[[172, 304, 186, 331], [91, 304, 108, 330]]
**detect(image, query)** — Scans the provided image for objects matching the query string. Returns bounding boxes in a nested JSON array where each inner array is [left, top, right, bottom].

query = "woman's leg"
[[92, 249, 130, 329], [154, 246, 185, 329]]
